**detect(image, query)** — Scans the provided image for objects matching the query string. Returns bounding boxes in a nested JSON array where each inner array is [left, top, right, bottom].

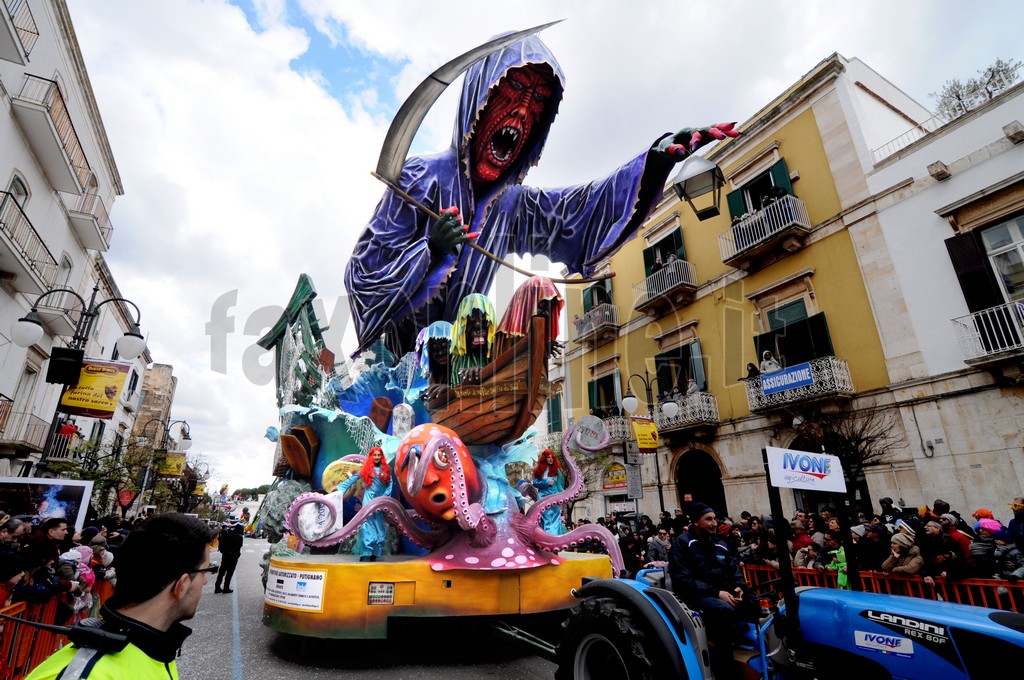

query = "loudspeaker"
[[45, 347, 85, 385]]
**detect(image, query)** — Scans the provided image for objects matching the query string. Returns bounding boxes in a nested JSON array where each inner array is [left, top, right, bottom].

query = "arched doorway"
[[674, 449, 727, 517]]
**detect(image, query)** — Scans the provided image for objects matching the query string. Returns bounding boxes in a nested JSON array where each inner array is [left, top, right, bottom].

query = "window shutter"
[[643, 244, 656, 276], [655, 354, 673, 394], [583, 286, 594, 313], [587, 380, 598, 411], [945, 232, 1004, 313], [547, 393, 563, 432], [604, 277, 614, 302], [689, 338, 706, 391], [769, 158, 793, 195], [727, 188, 745, 219], [806, 312, 835, 359], [673, 228, 686, 261]]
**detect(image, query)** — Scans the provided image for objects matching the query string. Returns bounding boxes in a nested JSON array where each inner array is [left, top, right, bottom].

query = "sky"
[[65, 1, 1022, 494]]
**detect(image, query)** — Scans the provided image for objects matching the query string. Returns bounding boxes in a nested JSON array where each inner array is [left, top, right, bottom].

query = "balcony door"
[[8, 366, 38, 439], [982, 217, 1024, 305]]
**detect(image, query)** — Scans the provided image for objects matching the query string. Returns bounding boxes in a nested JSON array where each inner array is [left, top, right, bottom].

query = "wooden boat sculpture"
[[423, 315, 550, 446]]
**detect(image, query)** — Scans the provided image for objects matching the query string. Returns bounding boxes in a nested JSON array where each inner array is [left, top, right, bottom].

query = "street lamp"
[[138, 418, 193, 511], [669, 154, 726, 221], [11, 284, 145, 471], [621, 368, 679, 513]]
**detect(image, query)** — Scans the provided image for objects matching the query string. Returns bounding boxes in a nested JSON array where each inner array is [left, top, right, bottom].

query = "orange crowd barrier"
[[0, 599, 69, 680], [741, 563, 1024, 612]]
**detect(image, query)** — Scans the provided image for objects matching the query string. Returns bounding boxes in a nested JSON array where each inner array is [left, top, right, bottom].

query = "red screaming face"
[[471, 64, 555, 186]]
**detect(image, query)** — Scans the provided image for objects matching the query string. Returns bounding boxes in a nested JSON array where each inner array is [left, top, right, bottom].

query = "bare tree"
[[931, 57, 1021, 120]]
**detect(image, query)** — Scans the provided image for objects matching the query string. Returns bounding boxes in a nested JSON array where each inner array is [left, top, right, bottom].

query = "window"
[[655, 338, 706, 393], [642, 229, 686, 277], [89, 421, 106, 444], [8, 176, 29, 207], [981, 216, 1024, 304], [112, 433, 124, 460], [126, 370, 139, 396], [766, 299, 808, 331], [583, 279, 613, 312], [587, 373, 620, 416], [726, 158, 793, 219], [754, 312, 834, 367], [547, 392, 563, 432]]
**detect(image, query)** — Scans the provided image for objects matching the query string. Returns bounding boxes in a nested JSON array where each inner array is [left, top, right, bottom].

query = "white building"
[[856, 74, 1024, 513], [0, 1, 147, 476]]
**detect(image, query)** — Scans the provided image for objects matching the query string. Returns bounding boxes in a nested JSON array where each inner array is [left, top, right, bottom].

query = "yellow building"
[[562, 54, 934, 520]]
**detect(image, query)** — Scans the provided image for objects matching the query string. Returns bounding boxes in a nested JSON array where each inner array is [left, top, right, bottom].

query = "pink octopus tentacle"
[[424, 433, 489, 534], [339, 454, 366, 464], [533, 524, 625, 577], [288, 495, 450, 548], [285, 491, 336, 536]]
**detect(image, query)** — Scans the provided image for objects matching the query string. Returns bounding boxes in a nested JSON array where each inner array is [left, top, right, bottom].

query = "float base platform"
[[262, 552, 613, 639]]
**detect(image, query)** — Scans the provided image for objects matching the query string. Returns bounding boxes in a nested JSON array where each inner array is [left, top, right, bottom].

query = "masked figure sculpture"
[[345, 33, 737, 356], [449, 293, 495, 386], [492, 276, 563, 359]]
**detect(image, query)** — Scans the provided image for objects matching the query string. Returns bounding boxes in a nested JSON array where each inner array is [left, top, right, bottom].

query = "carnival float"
[[256, 22, 737, 640]]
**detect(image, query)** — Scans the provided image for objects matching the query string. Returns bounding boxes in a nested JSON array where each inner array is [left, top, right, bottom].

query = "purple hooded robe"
[[346, 34, 677, 355]]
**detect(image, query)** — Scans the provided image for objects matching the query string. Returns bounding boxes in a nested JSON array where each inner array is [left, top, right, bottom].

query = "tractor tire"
[[555, 596, 679, 680]]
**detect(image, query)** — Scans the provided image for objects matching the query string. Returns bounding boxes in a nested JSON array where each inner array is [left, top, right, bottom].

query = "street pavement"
[[178, 538, 560, 679]]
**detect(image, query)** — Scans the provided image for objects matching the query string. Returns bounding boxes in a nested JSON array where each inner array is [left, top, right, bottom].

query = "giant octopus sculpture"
[[285, 423, 624, 575]]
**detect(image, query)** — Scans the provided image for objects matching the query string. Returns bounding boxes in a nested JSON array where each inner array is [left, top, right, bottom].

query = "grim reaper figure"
[[346, 32, 736, 356]]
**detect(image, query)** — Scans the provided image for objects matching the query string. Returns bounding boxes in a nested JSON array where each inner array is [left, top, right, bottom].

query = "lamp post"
[[12, 284, 145, 472], [138, 418, 192, 512], [669, 154, 726, 221], [621, 368, 679, 513]]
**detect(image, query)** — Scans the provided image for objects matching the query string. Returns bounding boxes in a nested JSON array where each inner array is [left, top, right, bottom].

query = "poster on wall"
[[59, 360, 131, 419], [0, 477, 94, 533]]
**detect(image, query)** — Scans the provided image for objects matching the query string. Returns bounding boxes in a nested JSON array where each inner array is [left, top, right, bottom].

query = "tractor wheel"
[[555, 596, 679, 680]]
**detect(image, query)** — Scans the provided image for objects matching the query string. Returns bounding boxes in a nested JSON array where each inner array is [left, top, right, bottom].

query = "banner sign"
[[766, 446, 847, 493], [630, 416, 659, 453], [59, 360, 130, 419], [158, 453, 186, 478], [761, 362, 814, 395], [625, 464, 643, 499], [602, 462, 627, 490], [192, 482, 207, 497]]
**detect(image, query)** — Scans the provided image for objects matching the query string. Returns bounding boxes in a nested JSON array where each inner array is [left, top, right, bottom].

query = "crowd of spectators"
[[563, 495, 1024, 584], [0, 510, 141, 626]]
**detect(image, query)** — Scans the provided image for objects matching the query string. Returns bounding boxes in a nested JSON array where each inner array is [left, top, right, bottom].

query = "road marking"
[[232, 587, 243, 680]]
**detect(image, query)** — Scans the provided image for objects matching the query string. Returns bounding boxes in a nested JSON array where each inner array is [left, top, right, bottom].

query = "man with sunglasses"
[[28, 513, 216, 679]]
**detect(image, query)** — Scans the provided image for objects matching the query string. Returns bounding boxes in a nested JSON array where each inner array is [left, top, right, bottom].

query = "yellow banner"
[[603, 462, 627, 490], [192, 482, 207, 497], [159, 453, 186, 478], [630, 416, 659, 453], [59, 360, 130, 419]]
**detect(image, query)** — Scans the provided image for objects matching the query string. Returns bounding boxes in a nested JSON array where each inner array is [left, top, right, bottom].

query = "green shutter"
[[807, 312, 834, 360], [689, 338, 706, 391], [583, 286, 594, 313], [727, 188, 745, 219], [604, 277, 613, 303], [643, 244, 656, 276], [769, 158, 793, 195], [587, 380, 598, 412], [547, 393, 563, 432], [672, 228, 686, 262], [655, 354, 673, 394]]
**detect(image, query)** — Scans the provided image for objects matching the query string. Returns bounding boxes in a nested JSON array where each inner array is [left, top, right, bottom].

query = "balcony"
[[0, 0, 38, 64], [602, 415, 631, 444], [121, 388, 143, 413], [572, 303, 619, 348], [632, 259, 698, 316], [952, 302, 1024, 366], [10, 75, 92, 194], [0, 394, 12, 435], [0, 191, 59, 295], [718, 195, 812, 270], [66, 192, 114, 251], [656, 392, 720, 432], [0, 411, 49, 454], [743, 356, 855, 412]]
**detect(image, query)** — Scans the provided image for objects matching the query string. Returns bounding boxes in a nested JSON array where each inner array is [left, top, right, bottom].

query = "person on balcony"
[[759, 350, 782, 374]]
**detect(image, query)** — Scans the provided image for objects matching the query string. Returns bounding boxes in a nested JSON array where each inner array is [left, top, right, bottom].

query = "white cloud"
[[67, 0, 1022, 492]]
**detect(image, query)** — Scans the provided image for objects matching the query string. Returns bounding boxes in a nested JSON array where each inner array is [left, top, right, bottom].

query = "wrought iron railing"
[[632, 259, 697, 308], [872, 64, 1022, 163], [743, 356, 854, 412], [0, 394, 12, 435], [952, 301, 1024, 361], [718, 195, 811, 261], [0, 191, 59, 286], [73, 192, 114, 246], [602, 415, 631, 444], [1, 411, 49, 450], [572, 303, 618, 342], [5, 0, 39, 55], [656, 392, 720, 430], [16, 75, 92, 189]]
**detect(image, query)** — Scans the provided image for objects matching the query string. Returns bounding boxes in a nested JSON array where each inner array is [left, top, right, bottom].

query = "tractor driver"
[[668, 502, 758, 679]]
